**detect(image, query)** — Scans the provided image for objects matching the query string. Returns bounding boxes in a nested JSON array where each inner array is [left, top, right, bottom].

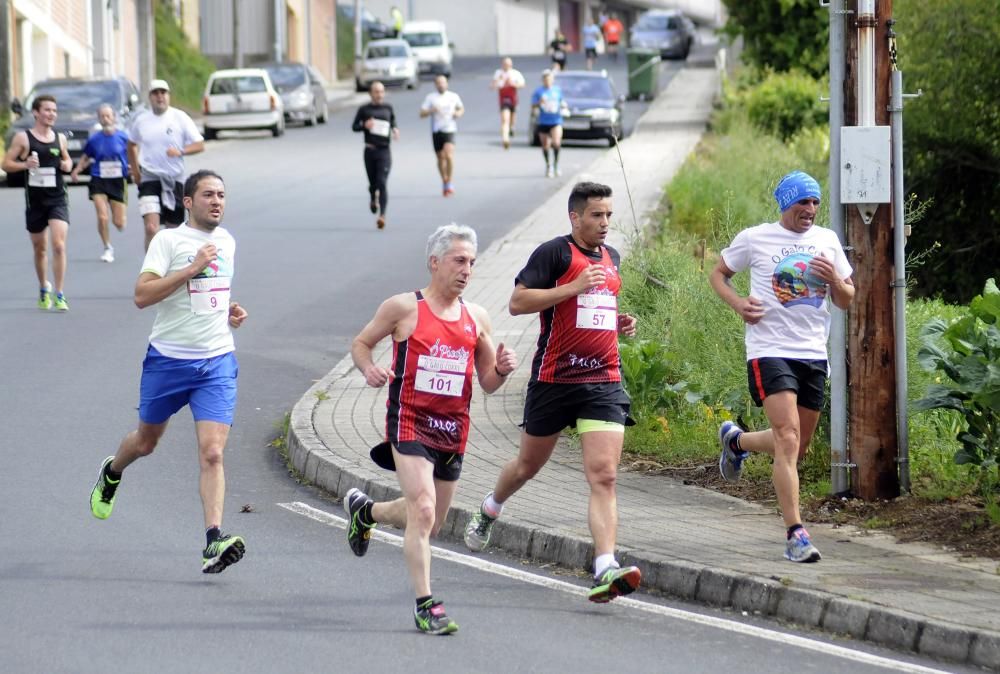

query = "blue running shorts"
[[139, 345, 238, 424]]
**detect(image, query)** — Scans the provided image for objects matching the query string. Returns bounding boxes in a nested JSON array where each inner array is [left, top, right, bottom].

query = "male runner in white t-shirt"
[[709, 171, 855, 564], [127, 79, 204, 250], [420, 75, 464, 196], [90, 169, 250, 575]]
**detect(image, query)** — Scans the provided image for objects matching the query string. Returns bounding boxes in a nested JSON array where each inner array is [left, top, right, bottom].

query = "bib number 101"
[[414, 369, 463, 397]]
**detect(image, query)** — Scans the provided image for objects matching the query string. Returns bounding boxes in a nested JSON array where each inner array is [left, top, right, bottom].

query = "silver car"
[[356, 39, 419, 91], [261, 62, 329, 127], [630, 9, 696, 60]]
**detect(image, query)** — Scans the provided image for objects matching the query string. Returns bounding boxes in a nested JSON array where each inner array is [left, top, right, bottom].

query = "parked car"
[[530, 70, 624, 147], [260, 61, 328, 126], [630, 9, 696, 59], [399, 20, 453, 77], [202, 68, 284, 140], [356, 39, 419, 91], [4, 76, 140, 187], [336, 4, 393, 40]]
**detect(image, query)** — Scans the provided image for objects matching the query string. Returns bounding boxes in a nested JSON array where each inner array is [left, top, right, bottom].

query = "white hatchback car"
[[356, 39, 419, 91], [202, 68, 285, 139]]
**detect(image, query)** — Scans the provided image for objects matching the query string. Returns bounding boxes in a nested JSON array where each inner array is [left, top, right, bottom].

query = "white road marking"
[[278, 501, 951, 674]]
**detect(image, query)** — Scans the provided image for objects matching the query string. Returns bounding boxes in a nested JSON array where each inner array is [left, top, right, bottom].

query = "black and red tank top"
[[386, 291, 479, 454], [25, 129, 66, 202], [533, 242, 622, 384]]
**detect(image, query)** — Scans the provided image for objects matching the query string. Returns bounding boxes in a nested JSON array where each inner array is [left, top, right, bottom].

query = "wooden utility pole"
[[843, 0, 900, 500]]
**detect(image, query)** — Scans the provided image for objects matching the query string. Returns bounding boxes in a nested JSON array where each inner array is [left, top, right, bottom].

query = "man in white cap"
[[709, 170, 855, 563], [127, 79, 204, 250]]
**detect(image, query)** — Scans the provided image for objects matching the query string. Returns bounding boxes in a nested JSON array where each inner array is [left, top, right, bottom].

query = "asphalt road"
[[0, 55, 966, 673]]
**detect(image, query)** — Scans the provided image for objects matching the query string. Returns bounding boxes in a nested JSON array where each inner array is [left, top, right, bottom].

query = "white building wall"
[[496, 0, 558, 56], [362, 0, 499, 56]]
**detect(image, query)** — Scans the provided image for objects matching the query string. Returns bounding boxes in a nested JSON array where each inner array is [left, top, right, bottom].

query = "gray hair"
[[97, 103, 115, 116], [426, 223, 477, 270]]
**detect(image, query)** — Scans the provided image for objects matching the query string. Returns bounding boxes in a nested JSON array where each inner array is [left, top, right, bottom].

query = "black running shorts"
[[432, 131, 455, 153], [747, 357, 827, 411], [88, 177, 128, 204], [26, 199, 69, 233], [370, 441, 464, 482], [521, 381, 633, 437]]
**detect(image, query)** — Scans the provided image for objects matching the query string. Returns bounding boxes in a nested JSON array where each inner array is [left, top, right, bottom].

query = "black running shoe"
[[370, 190, 379, 214], [414, 599, 458, 635], [343, 487, 376, 556]]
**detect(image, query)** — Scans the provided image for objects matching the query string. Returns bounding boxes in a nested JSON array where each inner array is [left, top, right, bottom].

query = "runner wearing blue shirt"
[[531, 70, 567, 178], [583, 21, 602, 70], [71, 104, 129, 262]]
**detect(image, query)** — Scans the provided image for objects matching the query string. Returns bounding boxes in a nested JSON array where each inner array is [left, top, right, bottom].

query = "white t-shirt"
[[721, 221, 853, 361], [141, 224, 236, 359], [128, 107, 202, 179], [421, 90, 463, 133], [492, 68, 525, 90]]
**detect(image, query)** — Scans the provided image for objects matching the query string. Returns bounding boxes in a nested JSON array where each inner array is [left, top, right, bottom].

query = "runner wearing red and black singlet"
[[465, 182, 643, 606], [344, 224, 518, 635], [490, 58, 525, 149], [385, 290, 477, 456], [525, 234, 622, 384]]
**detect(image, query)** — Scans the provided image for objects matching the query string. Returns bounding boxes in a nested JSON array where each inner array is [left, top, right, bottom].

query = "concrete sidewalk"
[[286, 65, 1000, 671]]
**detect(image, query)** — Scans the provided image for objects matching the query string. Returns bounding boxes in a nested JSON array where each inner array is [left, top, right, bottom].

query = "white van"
[[399, 20, 453, 77]]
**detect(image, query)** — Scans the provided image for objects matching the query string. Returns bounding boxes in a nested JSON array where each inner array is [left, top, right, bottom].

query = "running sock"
[[728, 432, 742, 452], [483, 493, 504, 518], [787, 523, 804, 539], [416, 595, 433, 610], [542, 148, 550, 165], [594, 553, 617, 578], [206, 526, 222, 547], [553, 147, 560, 165], [104, 462, 122, 482], [358, 500, 375, 527]]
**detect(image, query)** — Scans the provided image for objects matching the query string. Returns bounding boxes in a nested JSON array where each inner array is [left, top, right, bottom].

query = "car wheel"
[[530, 126, 540, 147], [204, 127, 218, 141], [355, 78, 366, 93], [607, 134, 618, 147], [305, 103, 317, 127], [407, 77, 416, 90], [271, 121, 284, 137], [318, 100, 329, 124]]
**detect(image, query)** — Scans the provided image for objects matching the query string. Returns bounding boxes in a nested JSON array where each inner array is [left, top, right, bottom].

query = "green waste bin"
[[627, 48, 660, 100]]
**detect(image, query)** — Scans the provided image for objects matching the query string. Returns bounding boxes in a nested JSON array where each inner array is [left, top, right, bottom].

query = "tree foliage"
[[895, 0, 1000, 301], [153, 0, 216, 112], [721, 0, 828, 77]]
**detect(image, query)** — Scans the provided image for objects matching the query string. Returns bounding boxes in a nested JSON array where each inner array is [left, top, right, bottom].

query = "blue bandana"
[[774, 171, 822, 212]]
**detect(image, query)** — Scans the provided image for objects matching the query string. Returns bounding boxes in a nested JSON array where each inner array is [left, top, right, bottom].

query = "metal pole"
[[544, 0, 550, 54], [137, 0, 154, 93], [304, 0, 312, 66], [827, 0, 850, 495], [890, 64, 910, 493], [274, 0, 283, 62], [353, 0, 362, 82], [233, 0, 243, 68]]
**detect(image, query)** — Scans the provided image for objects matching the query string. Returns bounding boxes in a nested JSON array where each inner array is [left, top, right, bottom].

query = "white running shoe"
[[100, 247, 114, 263], [545, 166, 554, 178]]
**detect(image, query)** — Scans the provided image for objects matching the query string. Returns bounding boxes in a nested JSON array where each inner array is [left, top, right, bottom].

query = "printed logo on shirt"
[[428, 338, 470, 363], [426, 415, 459, 435], [567, 353, 605, 370], [771, 252, 827, 308], [187, 252, 232, 279]]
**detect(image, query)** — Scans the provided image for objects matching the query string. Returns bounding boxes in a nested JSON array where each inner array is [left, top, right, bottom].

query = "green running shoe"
[[464, 492, 497, 552], [38, 284, 52, 310], [343, 487, 376, 557], [90, 456, 120, 519], [588, 565, 642, 603], [414, 599, 458, 635], [202, 533, 245, 574], [53, 293, 69, 312]]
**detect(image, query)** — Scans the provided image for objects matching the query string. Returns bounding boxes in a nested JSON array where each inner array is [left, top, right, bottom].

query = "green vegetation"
[[153, 0, 216, 113], [336, 9, 366, 80], [618, 70, 981, 504], [721, 0, 828, 78]]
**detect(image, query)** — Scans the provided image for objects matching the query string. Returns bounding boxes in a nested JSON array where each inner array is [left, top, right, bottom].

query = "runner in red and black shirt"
[[344, 224, 518, 635], [464, 181, 643, 605]]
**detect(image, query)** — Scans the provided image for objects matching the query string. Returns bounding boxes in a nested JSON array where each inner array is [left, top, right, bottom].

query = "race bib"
[[541, 97, 560, 114], [188, 276, 231, 314], [553, 50, 566, 60], [99, 161, 123, 179], [370, 119, 391, 137], [576, 293, 617, 331], [28, 167, 56, 188], [414, 354, 465, 398]]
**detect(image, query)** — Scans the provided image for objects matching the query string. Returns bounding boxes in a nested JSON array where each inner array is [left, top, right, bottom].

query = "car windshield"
[[403, 32, 443, 47], [368, 45, 408, 58], [636, 15, 680, 31], [557, 77, 613, 100], [264, 65, 306, 91], [25, 81, 121, 112], [211, 76, 268, 95]]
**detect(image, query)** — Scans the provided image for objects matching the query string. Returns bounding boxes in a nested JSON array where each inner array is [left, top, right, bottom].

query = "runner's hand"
[[737, 296, 765, 325], [617, 313, 637, 337], [363, 364, 392, 388], [364, 118, 374, 130], [166, 146, 183, 158], [228, 302, 248, 329], [495, 342, 518, 376], [572, 264, 606, 293], [807, 253, 837, 285], [192, 243, 218, 272]]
